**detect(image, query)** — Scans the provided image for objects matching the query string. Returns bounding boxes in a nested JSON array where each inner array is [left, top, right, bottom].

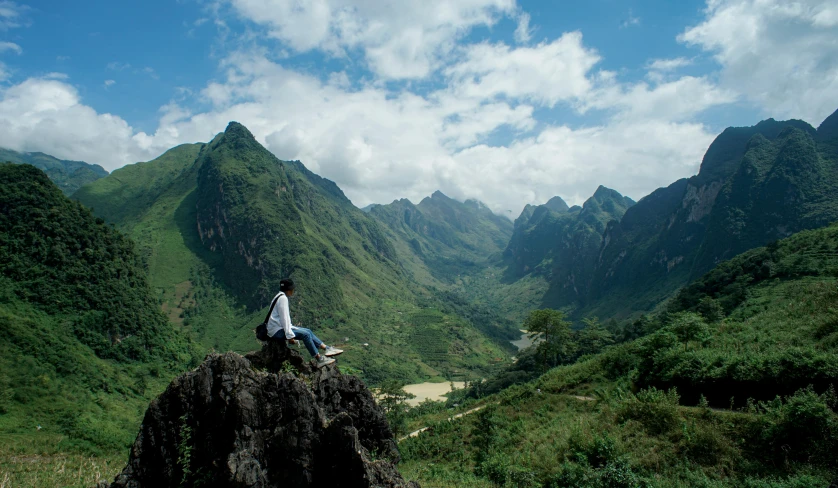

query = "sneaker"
[[316, 356, 335, 368], [324, 346, 344, 357]]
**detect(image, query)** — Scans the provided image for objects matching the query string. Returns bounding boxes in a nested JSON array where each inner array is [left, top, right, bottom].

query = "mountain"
[[75, 122, 514, 384], [503, 187, 635, 310], [588, 111, 838, 318], [0, 147, 108, 195], [499, 110, 838, 320], [0, 163, 196, 454], [400, 223, 838, 487], [367, 191, 513, 284]]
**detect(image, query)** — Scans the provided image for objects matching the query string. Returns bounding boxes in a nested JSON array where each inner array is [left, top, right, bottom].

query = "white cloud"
[[620, 9, 640, 29], [107, 61, 131, 71], [0, 27, 726, 216], [444, 32, 600, 107], [514, 12, 532, 43], [647, 57, 692, 72], [227, 0, 516, 79], [142, 67, 160, 80], [0, 77, 157, 169], [0, 1, 28, 30], [104, 79, 116, 88], [585, 76, 737, 122], [0, 41, 21, 54], [680, 0, 838, 123], [5, 0, 833, 217]]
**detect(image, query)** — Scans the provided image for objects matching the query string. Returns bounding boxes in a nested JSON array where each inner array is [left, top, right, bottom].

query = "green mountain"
[[0, 147, 108, 195], [0, 163, 195, 455], [367, 191, 514, 284], [400, 223, 838, 487], [503, 187, 635, 310], [589, 111, 838, 319], [499, 109, 838, 321], [75, 122, 514, 384]]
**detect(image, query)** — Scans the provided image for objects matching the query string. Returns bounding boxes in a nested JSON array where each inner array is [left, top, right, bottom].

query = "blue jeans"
[[272, 327, 324, 357]]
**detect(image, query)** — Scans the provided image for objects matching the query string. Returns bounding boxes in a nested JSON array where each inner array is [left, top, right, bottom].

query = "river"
[[511, 329, 540, 350]]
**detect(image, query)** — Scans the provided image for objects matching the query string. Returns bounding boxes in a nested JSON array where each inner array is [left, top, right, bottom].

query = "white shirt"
[[266, 293, 296, 340]]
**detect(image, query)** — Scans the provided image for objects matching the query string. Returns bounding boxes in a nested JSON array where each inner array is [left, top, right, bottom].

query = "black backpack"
[[255, 292, 283, 341]]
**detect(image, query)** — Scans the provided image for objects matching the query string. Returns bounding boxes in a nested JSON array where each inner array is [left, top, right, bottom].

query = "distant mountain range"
[[0, 147, 107, 195], [504, 108, 838, 319], [24, 106, 838, 342]]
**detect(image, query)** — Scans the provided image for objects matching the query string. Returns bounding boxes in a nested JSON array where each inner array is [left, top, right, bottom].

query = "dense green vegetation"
[[74, 123, 517, 385], [368, 191, 513, 285], [399, 223, 838, 487], [490, 110, 838, 323], [0, 164, 199, 485], [1, 147, 107, 195]]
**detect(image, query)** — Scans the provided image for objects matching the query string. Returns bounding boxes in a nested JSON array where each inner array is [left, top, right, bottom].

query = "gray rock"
[[102, 341, 418, 488]]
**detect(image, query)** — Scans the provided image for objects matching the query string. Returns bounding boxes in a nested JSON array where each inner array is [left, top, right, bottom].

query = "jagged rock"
[[102, 341, 417, 488]]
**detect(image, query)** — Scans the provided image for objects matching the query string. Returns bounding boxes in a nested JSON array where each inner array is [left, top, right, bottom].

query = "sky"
[[0, 0, 836, 217]]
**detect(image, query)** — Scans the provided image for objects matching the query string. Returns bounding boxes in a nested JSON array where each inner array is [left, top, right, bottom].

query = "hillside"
[[0, 164, 197, 475], [399, 223, 838, 487], [0, 147, 107, 195], [367, 191, 513, 284], [75, 123, 516, 384], [497, 109, 838, 321]]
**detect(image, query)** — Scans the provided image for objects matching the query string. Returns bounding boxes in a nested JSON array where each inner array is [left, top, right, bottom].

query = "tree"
[[577, 317, 615, 357], [523, 309, 576, 370], [668, 312, 710, 351], [377, 380, 415, 438], [697, 297, 724, 323]]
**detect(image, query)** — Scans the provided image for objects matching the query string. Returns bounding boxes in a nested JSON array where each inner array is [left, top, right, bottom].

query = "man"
[[267, 278, 343, 367]]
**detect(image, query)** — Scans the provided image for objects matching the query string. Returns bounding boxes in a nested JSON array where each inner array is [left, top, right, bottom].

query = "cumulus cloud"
[[227, 0, 516, 79], [104, 79, 116, 88], [1, 0, 833, 217], [680, 0, 838, 123], [0, 77, 157, 168], [445, 32, 600, 107]]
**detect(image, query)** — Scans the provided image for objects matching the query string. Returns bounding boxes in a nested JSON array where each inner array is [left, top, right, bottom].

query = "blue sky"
[[0, 0, 836, 213]]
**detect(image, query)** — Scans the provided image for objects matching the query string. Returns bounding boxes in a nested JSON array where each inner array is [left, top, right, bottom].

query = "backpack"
[[255, 292, 283, 341]]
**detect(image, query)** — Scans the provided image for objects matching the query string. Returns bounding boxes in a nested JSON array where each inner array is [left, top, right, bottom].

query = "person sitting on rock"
[[267, 278, 343, 368]]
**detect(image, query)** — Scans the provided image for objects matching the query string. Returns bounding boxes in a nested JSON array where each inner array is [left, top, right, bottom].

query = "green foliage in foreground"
[[399, 224, 838, 487], [0, 165, 200, 482]]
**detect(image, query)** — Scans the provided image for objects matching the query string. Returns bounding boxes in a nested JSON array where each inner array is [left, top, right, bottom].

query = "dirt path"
[[400, 405, 491, 441], [398, 394, 596, 442]]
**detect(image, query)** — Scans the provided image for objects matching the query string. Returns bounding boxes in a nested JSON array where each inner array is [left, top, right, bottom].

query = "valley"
[[1, 107, 838, 487]]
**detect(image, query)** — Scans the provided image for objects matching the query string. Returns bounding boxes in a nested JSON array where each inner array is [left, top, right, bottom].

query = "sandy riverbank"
[[403, 381, 465, 406]]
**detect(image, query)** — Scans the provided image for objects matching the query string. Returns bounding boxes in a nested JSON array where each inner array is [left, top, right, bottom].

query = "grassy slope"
[[399, 224, 838, 487]]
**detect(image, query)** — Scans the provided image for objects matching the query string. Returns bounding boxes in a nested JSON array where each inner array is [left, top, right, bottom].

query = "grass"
[[0, 435, 123, 488]]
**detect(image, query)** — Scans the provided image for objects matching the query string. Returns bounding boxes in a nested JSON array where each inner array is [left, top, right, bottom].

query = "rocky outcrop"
[[101, 341, 417, 488]]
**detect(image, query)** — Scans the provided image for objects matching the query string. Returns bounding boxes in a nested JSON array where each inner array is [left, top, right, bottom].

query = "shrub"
[[678, 420, 736, 466], [758, 386, 838, 464], [618, 387, 681, 435]]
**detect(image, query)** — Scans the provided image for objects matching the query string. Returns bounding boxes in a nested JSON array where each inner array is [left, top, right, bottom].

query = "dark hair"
[[279, 279, 295, 293]]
